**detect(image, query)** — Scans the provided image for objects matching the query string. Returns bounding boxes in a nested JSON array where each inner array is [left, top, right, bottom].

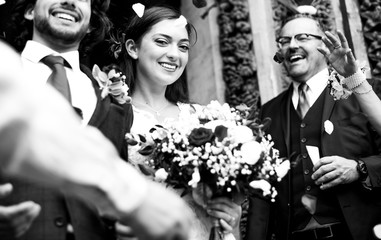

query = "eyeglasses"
[[276, 33, 322, 48]]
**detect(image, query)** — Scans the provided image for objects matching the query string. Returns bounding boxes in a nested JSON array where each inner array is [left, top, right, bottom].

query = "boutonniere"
[[324, 120, 334, 135], [92, 64, 132, 105], [327, 72, 352, 100]]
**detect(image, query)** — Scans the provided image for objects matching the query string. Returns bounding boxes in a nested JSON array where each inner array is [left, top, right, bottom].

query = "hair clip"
[[132, 3, 145, 18]]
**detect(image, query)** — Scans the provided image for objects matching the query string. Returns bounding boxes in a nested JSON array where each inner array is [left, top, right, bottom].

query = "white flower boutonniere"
[[92, 64, 132, 105], [327, 73, 352, 100]]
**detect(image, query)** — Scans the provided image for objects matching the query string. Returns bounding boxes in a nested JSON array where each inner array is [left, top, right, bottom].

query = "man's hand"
[[311, 156, 359, 190], [317, 30, 358, 78], [119, 181, 190, 240], [0, 183, 41, 238]]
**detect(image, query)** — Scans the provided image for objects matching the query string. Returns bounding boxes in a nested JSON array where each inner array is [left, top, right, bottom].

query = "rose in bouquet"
[[126, 100, 290, 239]]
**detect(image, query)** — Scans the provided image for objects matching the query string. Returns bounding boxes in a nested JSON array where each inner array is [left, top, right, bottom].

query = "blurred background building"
[[1, 0, 380, 115]]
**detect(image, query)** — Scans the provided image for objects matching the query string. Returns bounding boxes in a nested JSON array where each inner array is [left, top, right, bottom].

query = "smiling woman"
[[108, 6, 242, 240], [114, 6, 195, 108]]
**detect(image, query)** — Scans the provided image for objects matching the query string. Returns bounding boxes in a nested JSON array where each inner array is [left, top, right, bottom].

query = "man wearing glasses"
[[245, 14, 381, 240]]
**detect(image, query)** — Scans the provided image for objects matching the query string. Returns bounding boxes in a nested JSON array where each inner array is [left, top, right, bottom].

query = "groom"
[[0, 0, 132, 239]]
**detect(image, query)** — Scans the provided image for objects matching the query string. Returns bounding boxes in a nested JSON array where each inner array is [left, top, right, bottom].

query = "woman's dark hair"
[[10, 0, 112, 53], [114, 6, 197, 104]]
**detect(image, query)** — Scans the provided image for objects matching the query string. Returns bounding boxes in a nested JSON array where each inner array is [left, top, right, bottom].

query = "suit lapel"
[[320, 87, 336, 134], [80, 65, 111, 127], [320, 87, 336, 155], [282, 86, 293, 157]]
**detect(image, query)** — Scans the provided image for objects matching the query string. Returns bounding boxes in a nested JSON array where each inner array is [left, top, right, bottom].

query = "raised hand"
[[0, 183, 41, 239], [317, 30, 358, 77]]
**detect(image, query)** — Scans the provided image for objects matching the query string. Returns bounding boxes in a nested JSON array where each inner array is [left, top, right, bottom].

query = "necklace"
[[133, 100, 171, 116]]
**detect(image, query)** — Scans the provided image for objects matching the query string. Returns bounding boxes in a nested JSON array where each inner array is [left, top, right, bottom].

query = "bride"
[[112, 6, 242, 240]]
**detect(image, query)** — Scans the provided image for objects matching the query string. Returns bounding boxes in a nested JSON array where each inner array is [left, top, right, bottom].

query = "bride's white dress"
[[128, 103, 236, 240]]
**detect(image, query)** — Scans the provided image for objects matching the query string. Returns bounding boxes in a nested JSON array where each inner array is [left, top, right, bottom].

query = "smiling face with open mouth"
[[279, 17, 327, 83], [24, 0, 91, 51], [133, 19, 190, 89]]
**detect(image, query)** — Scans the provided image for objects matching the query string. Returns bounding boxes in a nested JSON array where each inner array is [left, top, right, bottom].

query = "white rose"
[[241, 140, 262, 165], [229, 125, 254, 143], [297, 5, 317, 15], [154, 168, 168, 181]]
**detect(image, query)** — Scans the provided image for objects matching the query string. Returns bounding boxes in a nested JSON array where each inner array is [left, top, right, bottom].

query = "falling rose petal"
[[324, 120, 334, 135], [297, 5, 317, 15], [188, 168, 201, 187], [154, 168, 168, 181], [301, 194, 317, 214], [132, 3, 145, 18], [374, 224, 381, 239], [275, 160, 290, 179], [174, 15, 187, 28], [249, 179, 271, 196]]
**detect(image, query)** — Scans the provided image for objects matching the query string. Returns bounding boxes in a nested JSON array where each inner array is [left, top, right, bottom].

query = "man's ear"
[[24, 5, 35, 21], [125, 39, 138, 59]]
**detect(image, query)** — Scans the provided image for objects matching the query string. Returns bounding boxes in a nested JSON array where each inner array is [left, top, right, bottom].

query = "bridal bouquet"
[[126, 101, 289, 200], [126, 101, 289, 240]]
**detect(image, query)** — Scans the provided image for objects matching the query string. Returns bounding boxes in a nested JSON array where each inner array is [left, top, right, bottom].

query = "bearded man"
[[0, 1, 133, 239]]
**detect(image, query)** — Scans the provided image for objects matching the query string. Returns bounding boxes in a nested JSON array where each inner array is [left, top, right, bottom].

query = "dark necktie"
[[40, 55, 72, 103], [297, 83, 310, 119]]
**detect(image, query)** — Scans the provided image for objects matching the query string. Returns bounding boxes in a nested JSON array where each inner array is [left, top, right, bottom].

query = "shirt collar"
[[292, 68, 329, 94], [21, 40, 80, 70]]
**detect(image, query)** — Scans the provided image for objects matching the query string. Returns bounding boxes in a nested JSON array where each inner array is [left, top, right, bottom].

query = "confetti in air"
[[132, 3, 145, 18], [174, 15, 188, 28]]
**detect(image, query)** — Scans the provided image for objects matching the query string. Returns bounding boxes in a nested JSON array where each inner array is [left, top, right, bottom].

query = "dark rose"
[[188, 127, 214, 146], [214, 125, 228, 142]]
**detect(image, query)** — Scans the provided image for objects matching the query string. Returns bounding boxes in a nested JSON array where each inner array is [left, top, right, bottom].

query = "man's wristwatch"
[[356, 159, 368, 182]]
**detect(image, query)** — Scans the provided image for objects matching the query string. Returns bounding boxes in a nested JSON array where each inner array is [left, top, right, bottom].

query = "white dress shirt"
[[292, 68, 329, 111], [21, 41, 97, 125]]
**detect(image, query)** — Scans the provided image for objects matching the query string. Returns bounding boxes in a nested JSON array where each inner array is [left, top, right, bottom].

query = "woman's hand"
[[206, 197, 242, 234]]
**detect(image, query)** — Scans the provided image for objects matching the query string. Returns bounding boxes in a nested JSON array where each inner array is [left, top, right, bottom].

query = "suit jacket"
[[245, 85, 381, 240], [0, 65, 133, 240]]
